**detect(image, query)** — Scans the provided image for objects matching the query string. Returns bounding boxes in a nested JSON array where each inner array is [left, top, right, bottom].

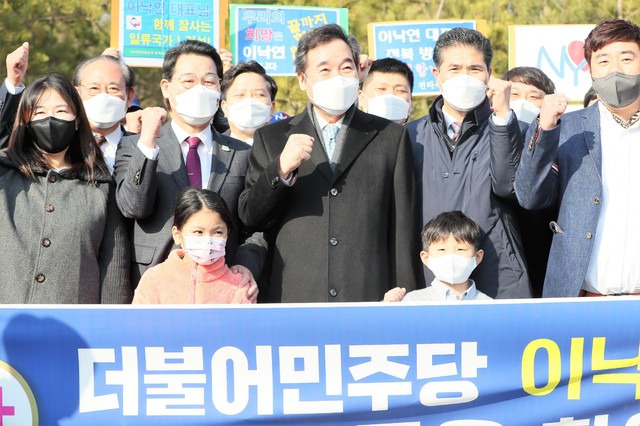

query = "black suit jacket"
[[239, 108, 423, 302], [114, 121, 266, 287]]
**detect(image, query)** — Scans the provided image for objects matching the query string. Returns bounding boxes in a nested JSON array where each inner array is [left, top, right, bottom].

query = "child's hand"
[[383, 287, 406, 302], [230, 265, 258, 303]]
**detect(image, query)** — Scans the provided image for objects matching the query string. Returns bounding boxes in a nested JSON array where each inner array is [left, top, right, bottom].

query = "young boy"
[[384, 211, 492, 301]]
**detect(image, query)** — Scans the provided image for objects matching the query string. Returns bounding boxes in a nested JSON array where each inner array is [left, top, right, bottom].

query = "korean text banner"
[[230, 5, 349, 76], [1, 300, 640, 425], [508, 25, 595, 103], [114, 0, 222, 67], [367, 20, 477, 96]]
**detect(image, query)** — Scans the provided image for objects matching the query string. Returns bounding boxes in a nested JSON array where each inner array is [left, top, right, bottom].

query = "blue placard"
[[368, 20, 477, 96], [1, 300, 640, 424], [117, 0, 221, 67], [230, 5, 349, 76]]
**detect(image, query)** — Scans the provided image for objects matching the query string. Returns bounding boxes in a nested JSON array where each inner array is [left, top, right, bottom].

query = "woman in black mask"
[[0, 72, 131, 303]]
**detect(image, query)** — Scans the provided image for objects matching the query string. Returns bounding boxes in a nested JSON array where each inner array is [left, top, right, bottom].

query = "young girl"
[[132, 188, 255, 304]]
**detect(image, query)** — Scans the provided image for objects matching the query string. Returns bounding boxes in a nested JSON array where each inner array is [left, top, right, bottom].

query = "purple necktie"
[[186, 136, 202, 188]]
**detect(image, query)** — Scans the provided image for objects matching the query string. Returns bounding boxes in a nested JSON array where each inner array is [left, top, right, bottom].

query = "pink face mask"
[[182, 236, 226, 265]]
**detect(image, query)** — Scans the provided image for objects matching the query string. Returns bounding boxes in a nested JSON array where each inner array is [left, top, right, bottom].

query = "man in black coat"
[[239, 24, 423, 302]]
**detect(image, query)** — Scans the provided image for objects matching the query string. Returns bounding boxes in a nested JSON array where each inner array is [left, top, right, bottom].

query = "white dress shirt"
[[583, 103, 640, 294], [97, 126, 123, 174], [4, 78, 24, 95], [314, 111, 346, 133], [229, 131, 253, 146], [136, 121, 214, 190]]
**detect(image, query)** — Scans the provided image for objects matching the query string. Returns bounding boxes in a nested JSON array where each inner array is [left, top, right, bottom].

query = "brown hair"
[[585, 19, 640, 66], [7, 72, 107, 182]]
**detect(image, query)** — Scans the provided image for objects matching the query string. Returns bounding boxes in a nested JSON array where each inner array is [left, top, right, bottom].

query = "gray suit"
[[515, 103, 605, 297], [114, 121, 266, 287]]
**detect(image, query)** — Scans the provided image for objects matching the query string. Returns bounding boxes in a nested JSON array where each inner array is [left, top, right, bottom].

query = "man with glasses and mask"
[[114, 39, 265, 293], [406, 27, 531, 299], [516, 19, 640, 298], [239, 24, 422, 303], [73, 53, 137, 174]]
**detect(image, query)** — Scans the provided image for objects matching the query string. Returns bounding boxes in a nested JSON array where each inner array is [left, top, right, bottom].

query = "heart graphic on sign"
[[567, 40, 590, 71]]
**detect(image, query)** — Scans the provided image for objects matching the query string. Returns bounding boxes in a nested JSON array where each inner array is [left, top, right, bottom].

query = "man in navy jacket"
[[407, 28, 531, 299]]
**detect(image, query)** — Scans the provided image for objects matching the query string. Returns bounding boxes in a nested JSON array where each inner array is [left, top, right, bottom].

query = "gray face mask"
[[592, 71, 640, 108]]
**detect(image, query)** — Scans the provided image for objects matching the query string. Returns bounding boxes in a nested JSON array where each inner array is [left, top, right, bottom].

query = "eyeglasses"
[[79, 84, 126, 97], [173, 73, 220, 90]]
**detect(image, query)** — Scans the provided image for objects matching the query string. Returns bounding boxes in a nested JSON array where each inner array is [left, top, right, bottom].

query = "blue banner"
[[1, 300, 640, 424], [367, 20, 477, 96], [116, 0, 221, 67], [230, 5, 349, 76]]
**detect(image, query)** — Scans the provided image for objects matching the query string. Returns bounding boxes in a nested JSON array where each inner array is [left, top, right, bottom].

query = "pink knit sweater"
[[132, 250, 253, 304]]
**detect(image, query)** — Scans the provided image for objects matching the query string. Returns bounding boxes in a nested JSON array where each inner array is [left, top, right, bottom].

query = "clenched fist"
[[278, 133, 314, 178], [539, 94, 568, 131], [137, 107, 167, 149], [6, 42, 29, 87], [487, 77, 512, 118]]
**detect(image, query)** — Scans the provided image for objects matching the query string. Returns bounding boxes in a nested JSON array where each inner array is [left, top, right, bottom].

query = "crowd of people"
[[0, 17, 638, 304]]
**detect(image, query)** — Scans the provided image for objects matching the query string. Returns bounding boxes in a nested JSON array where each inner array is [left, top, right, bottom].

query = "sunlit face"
[[76, 59, 130, 103], [509, 81, 546, 108], [359, 71, 412, 110], [161, 53, 221, 113], [419, 233, 483, 266], [432, 45, 491, 89], [30, 89, 76, 123], [297, 38, 358, 98], [172, 208, 229, 247], [221, 71, 274, 114], [590, 41, 640, 79]]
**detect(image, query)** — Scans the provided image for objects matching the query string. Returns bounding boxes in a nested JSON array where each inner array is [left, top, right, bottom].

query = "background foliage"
[[1, 0, 637, 120]]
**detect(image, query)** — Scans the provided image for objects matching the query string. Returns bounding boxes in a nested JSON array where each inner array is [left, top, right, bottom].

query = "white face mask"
[[510, 98, 541, 125], [441, 74, 487, 112], [83, 93, 127, 129], [307, 75, 359, 116], [173, 85, 220, 125], [427, 253, 477, 285], [227, 97, 271, 132], [182, 236, 226, 265], [366, 94, 410, 123]]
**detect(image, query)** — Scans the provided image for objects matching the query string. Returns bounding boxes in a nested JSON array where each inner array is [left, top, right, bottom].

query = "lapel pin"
[[221, 145, 230, 152]]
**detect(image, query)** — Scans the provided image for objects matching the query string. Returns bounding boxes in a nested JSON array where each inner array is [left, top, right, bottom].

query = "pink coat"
[[132, 250, 253, 304]]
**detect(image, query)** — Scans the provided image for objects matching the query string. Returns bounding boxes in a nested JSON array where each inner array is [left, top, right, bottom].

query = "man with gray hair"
[[73, 52, 137, 173], [406, 27, 531, 299], [239, 24, 423, 302]]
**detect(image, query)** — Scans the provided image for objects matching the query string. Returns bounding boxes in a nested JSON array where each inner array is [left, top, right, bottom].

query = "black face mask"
[[27, 116, 76, 154]]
